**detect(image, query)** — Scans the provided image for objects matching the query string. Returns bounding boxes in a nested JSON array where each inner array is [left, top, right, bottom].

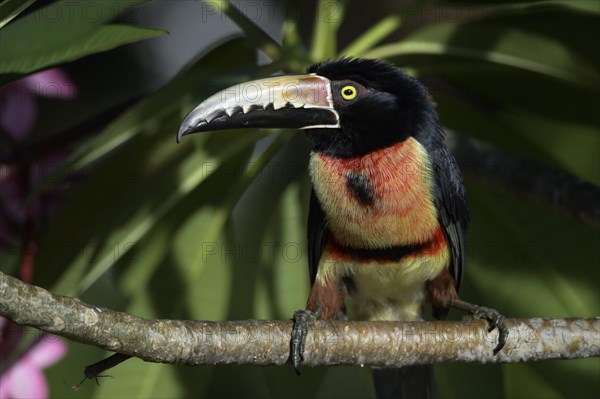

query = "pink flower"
[[0, 68, 77, 248], [0, 68, 77, 140], [0, 68, 74, 399], [0, 329, 67, 399]]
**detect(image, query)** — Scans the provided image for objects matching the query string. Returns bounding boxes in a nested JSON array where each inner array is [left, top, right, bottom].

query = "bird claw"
[[291, 309, 319, 375], [449, 299, 508, 355], [472, 305, 508, 354]]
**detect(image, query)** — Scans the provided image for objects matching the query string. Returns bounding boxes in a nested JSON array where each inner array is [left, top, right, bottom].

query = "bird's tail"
[[372, 365, 437, 399]]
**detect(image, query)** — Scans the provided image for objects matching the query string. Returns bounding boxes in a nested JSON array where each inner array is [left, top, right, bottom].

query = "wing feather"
[[430, 136, 469, 291], [307, 190, 328, 285]]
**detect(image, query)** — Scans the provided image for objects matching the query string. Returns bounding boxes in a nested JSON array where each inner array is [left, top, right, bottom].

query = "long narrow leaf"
[[311, 0, 345, 61], [76, 138, 263, 295], [186, 132, 291, 280], [213, 0, 281, 60], [340, 14, 403, 57], [27, 38, 256, 202], [0, 0, 37, 29], [364, 25, 599, 87], [0, 24, 165, 76]]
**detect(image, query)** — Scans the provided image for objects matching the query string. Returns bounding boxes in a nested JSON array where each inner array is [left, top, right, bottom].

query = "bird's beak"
[[177, 74, 340, 142]]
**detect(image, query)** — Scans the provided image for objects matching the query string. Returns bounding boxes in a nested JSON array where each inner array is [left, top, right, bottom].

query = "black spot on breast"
[[342, 275, 356, 294], [346, 171, 374, 206]]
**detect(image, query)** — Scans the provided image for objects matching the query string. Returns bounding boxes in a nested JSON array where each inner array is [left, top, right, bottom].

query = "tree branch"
[[1, 271, 598, 368]]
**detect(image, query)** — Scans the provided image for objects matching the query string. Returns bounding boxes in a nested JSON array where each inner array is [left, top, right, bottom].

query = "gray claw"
[[291, 309, 319, 375], [473, 306, 508, 354]]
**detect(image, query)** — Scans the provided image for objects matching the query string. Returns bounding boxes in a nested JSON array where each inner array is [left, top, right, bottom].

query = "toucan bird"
[[178, 58, 507, 399]]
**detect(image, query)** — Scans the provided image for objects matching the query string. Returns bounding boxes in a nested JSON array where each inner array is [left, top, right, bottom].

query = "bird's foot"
[[291, 309, 319, 375], [449, 299, 508, 354]]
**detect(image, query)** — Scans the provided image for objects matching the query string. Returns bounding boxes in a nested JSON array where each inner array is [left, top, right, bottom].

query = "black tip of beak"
[[176, 125, 187, 144], [177, 119, 207, 143], [176, 124, 189, 144]]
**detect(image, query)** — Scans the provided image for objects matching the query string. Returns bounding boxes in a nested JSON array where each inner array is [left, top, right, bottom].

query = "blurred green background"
[[0, 0, 598, 398]]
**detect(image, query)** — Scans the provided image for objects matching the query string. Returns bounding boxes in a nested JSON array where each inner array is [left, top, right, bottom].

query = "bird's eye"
[[340, 85, 357, 101]]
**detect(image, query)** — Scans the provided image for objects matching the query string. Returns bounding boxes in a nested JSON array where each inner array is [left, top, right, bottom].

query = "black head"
[[305, 58, 438, 158]]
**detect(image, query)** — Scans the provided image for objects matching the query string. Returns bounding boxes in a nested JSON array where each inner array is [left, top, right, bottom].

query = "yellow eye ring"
[[340, 85, 357, 100]]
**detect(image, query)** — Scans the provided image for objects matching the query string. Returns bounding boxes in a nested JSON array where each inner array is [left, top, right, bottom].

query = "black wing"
[[430, 138, 469, 292], [307, 190, 328, 285]]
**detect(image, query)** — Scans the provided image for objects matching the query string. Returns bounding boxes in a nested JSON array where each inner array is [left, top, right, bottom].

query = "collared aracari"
[[178, 58, 507, 399]]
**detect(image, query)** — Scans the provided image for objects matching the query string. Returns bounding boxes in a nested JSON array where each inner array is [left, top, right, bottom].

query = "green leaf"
[[0, 24, 165, 76], [27, 38, 256, 203], [364, 22, 599, 87], [335, 1, 598, 65], [459, 182, 600, 398], [311, 0, 345, 61], [436, 362, 505, 399], [43, 126, 264, 297], [0, 0, 158, 84], [503, 363, 562, 399], [199, 134, 288, 247], [79, 137, 292, 398], [345, 0, 592, 60], [502, 0, 600, 14], [44, 340, 107, 399], [33, 38, 259, 295], [212, 0, 281, 60], [434, 91, 599, 184], [340, 14, 403, 57], [0, 0, 37, 29], [92, 361, 185, 399], [251, 180, 310, 319], [84, 149, 258, 399], [500, 111, 600, 184]]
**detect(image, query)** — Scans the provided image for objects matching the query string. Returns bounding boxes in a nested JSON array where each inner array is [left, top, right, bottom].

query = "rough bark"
[[1, 272, 598, 368]]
